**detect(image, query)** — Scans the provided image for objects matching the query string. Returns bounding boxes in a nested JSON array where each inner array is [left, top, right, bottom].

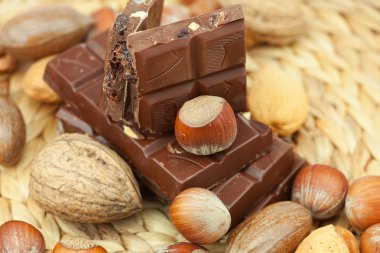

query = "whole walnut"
[[29, 133, 142, 223], [248, 65, 309, 136], [219, 0, 306, 46]]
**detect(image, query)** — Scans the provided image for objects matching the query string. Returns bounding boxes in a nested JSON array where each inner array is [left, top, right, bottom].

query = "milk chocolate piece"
[[247, 156, 307, 217], [45, 40, 272, 201], [57, 106, 301, 225], [102, 0, 164, 123], [126, 5, 246, 134]]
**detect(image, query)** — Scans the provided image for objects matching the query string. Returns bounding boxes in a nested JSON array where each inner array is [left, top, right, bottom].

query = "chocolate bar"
[[127, 5, 246, 134], [45, 37, 272, 201], [103, 4, 246, 136], [101, 0, 164, 125], [57, 106, 302, 225]]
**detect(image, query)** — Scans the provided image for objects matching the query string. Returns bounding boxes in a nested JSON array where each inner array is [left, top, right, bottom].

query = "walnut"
[[218, 0, 306, 45], [29, 133, 142, 223]]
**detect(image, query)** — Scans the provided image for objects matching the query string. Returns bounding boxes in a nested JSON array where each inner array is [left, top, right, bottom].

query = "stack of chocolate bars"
[[44, 0, 306, 226]]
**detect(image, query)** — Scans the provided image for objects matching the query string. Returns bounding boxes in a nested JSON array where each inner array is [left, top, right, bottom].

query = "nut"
[[226, 201, 312, 253], [345, 176, 380, 231], [161, 3, 190, 26], [0, 220, 45, 253], [29, 133, 142, 223], [169, 188, 231, 244], [23, 55, 61, 103], [218, 0, 306, 45], [335, 226, 359, 253], [190, 0, 220, 17], [248, 65, 308, 136], [53, 238, 106, 253], [91, 7, 115, 34], [0, 54, 17, 73], [0, 5, 93, 60], [156, 242, 209, 253], [175, 95, 237, 155], [291, 164, 349, 219], [295, 225, 350, 253], [0, 93, 26, 166], [360, 223, 380, 253]]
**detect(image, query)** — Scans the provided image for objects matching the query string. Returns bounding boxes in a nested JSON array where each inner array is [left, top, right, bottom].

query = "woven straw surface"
[[1, 0, 380, 252]]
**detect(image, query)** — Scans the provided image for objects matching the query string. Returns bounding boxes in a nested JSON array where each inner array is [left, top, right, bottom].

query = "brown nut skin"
[[360, 223, 380, 253], [0, 95, 26, 166], [345, 176, 380, 231], [169, 188, 231, 245], [335, 226, 359, 253], [226, 201, 312, 253], [52, 238, 106, 253], [291, 164, 349, 219], [156, 242, 209, 253], [0, 5, 93, 60], [0, 220, 45, 253], [175, 96, 237, 156]]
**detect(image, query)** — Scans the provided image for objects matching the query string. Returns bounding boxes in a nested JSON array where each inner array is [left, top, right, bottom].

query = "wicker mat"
[[1, 0, 380, 252]]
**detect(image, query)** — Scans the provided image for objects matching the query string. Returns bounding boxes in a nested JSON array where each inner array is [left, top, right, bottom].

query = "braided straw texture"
[[1, 0, 380, 251]]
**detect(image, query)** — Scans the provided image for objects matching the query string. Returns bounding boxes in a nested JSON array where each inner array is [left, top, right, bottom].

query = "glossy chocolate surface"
[[45, 35, 272, 201]]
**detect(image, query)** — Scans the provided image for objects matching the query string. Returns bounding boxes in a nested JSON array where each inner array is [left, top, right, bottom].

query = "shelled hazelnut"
[[169, 188, 231, 244], [345, 176, 380, 231], [335, 226, 359, 253], [291, 164, 349, 219], [175, 95, 237, 155], [0, 220, 45, 253]]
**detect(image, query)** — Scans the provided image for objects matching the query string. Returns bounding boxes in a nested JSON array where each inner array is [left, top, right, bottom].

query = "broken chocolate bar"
[[102, 0, 164, 123], [45, 36, 272, 201], [127, 5, 246, 134], [103, 4, 246, 136], [57, 105, 303, 225]]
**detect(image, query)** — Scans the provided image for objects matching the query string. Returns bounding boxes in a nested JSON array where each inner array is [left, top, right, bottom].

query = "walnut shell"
[[226, 201, 312, 253], [248, 65, 308, 136], [0, 5, 93, 60], [218, 0, 305, 45], [23, 55, 61, 103], [29, 133, 142, 223]]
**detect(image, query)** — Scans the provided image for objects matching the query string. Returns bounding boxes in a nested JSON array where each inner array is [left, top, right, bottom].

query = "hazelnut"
[[335, 226, 359, 253], [360, 223, 380, 253], [226, 201, 312, 253], [169, 188, 231, 244], [0, 220, 45, 253], [291, 164, 349, 219], [345, 176, 380, 231], [156, 242, 209, 253], [175, 95, 237, 155], [52, 238, 106, 253], [295, 225, 350, 253]]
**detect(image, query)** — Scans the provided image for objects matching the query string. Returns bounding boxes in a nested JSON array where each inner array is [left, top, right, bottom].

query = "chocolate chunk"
[[45, 37, 272, 201], [102, 0, 164, 123]]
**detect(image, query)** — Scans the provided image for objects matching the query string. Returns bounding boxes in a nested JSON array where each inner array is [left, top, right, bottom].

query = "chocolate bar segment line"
[[45, 37, 273, 202], [127, 5, 247, 133], [102, 0, 164, 123]]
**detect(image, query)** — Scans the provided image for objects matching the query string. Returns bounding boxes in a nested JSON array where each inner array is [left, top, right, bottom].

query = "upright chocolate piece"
[[126, 5, 246, 134], [102, 0, 164, 123], [45, 37, 272, 201], [57, 105, 302, 225]]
